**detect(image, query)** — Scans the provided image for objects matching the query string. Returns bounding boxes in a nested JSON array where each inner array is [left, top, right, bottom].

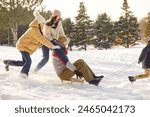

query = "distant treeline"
[[0, 0, 150, 50]]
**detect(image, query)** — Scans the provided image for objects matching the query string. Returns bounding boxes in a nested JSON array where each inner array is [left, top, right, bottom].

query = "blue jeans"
[[8, 51, 31, 75], [20, 51, 32, 75], [35, 45, 49, 71]]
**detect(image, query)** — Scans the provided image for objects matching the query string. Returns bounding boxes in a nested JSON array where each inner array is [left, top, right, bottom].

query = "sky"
[[42, 0, 150, 21]]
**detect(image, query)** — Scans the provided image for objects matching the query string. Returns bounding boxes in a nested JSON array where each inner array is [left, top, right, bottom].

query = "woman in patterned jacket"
[[51, 36, 104, 86]]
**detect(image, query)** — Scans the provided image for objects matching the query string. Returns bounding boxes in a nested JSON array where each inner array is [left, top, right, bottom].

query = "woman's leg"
[[59, 59, 102, 85], [34, 45, 49, 71], [59, 59, 94, 82], [73, 59, 94, 82], [58, 68, 74, 81]]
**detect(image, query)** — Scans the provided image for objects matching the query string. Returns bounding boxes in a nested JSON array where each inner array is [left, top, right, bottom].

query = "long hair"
[[45, 16, 60, 29], [38, 24, 43, 35]]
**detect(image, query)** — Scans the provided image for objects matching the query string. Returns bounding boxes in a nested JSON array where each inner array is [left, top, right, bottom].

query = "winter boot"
[[3, 60, 10, 71], [89, 78, 102, 86], [20, 73, 28, 79], [33, 68, 38, 73], [93, 75, 104, 79], [128, 76, 136, 82]]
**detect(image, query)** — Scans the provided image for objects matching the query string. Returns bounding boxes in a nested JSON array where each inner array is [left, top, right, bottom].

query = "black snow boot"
[[93, 75, 104, 79], [89, 78, 102, 86], [128, 76, 136, 82], [3, 60, 10, 71]]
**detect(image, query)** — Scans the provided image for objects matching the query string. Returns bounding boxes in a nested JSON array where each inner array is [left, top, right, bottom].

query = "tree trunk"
[[69, 46, 72, 51], [84, 44, 87, 51], [7, 28, 10, 46], [10, 22, 18, 46], [126, 37, 129, 48]]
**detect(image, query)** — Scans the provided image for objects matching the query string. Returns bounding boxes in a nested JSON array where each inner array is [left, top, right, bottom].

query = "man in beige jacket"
[[51, 36, 104, 86], [3, 11, 55, 78]]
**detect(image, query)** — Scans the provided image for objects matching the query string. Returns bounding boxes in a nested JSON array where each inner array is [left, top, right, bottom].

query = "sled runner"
[[61, 78, 84, 83]]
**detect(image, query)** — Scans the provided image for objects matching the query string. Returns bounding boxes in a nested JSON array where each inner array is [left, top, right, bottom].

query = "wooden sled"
[[61, 78, 84, 83]]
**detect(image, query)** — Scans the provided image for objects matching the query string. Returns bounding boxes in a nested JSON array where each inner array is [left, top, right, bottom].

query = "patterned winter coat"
[[16, 20, 53, 55], [138, 43, 150, 69], [51, 45, 76, 75]]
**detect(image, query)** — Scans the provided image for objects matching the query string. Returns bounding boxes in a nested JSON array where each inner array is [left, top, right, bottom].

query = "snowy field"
[[0, 45, 150, 100]]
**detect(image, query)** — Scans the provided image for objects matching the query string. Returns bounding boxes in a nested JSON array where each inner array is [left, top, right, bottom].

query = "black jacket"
[[139, 43, 150, 69]]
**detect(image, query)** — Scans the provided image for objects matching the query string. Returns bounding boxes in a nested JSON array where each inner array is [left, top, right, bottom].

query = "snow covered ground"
[[0, 45, 150, 100]]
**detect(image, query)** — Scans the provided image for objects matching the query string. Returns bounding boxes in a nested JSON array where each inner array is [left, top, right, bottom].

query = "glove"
[[74, 70, 84, 79], [52, 45, 61, 49], [51, 39, 65, 49], [138, 60, 141, 64]]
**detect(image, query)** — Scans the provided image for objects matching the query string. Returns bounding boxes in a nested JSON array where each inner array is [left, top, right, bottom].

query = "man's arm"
[[138, 46, 149, 62], [30, 29, 53, 48]]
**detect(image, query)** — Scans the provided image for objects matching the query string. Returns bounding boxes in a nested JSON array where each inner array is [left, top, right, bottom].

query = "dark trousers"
[[8, 51, 31, 75], [35, 45, 50, 70]]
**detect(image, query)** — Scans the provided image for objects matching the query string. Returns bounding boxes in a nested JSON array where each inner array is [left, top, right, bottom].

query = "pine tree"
[[74, 2, 92, 50], [93, 13, 114, 49], [139, 17, 148, 40], [62, 18, 73, 37], [62, 18, 74, 50], [117, 0, 140, 48], [139, 13, 150, 43], [0, 0, 43, 45], [144, 13, 150, 38]]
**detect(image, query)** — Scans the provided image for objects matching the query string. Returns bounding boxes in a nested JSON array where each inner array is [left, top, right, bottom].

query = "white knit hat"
[[33, 11, 46, 24], [52, 9, 61, 17], [148, 37, 150, 43]]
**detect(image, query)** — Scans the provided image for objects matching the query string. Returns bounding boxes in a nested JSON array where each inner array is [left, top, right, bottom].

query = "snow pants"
[[135, 69, 150, 79], [58, 59, 94, 82]]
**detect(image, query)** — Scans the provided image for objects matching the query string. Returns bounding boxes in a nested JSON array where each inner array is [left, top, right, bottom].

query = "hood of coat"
[[29, 20, 40, 28]]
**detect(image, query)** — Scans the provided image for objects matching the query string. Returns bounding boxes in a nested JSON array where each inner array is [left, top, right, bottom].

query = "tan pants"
[[58, 59, 94, 82], [135, 69, 150, 79]]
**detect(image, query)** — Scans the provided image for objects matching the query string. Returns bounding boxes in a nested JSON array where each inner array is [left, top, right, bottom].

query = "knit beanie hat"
[[57, 35, 68, 46], [33, 11, 46, 24], [148, 37, 150, 43], [52, 9, 61, 17]]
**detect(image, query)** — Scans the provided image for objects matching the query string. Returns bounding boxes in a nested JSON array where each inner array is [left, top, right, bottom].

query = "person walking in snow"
[[51, 35, 104, 86], [3, 11, 56, 78], [34, 9, 66, 72], [128, 37, 150, 82]]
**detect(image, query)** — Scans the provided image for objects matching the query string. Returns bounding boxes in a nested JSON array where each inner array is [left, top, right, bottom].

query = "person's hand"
[[52, 45, 61, 49], [74, 70, 84, 79], [138, 60, 141, 64]]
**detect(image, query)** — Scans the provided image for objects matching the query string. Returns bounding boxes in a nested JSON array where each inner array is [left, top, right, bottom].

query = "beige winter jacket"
[[16, 20, 53, 55]]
